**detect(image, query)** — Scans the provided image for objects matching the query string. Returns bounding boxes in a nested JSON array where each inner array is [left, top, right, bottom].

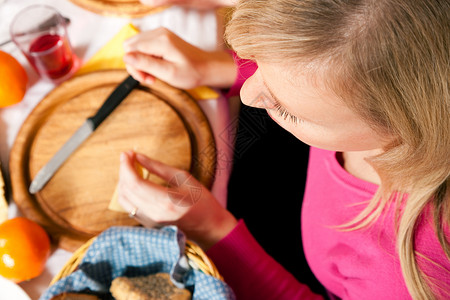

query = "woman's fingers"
[[124, 27, 237, 89], [125, 65, 155, 85], [123, 52, 182, 87], [119, 151, 164, 187], [116, 151, 236, 245], [118, 151, 210, 227], [123, 28, 203, 89], [134, 152, 190, 184], [121, 151, 203, 208], [123, 28, 179, 59], [116, 188, 135, 215], [119, 189, 162, 227], [118, 152, 173, 221], [119, 151, 140, 182]]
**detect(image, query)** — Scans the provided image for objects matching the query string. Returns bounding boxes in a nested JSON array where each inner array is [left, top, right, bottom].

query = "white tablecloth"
[[0, 0, 236, 298]]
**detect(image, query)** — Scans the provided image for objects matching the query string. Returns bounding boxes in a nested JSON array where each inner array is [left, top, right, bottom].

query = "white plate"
[[0, 276, 31, 300]]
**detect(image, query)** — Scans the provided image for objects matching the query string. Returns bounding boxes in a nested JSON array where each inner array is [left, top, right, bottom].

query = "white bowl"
[[0, 275, 31, 300]]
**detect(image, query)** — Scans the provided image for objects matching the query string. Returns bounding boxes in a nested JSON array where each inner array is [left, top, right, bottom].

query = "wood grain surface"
[[10, 70, 216, 251], [69, 0, 167, 18]]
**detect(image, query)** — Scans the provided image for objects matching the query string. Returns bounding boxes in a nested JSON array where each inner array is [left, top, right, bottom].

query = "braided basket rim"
[[50, 237, 223, 286]]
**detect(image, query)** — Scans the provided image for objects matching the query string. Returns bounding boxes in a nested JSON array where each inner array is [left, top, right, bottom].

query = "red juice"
[[28, 34, 73, 80]]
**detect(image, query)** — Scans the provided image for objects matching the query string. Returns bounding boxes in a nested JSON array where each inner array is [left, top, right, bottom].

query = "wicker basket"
[[50, 237, 223, 286]]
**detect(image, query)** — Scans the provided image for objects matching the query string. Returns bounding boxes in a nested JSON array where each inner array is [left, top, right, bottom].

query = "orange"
[[0, 217, 51, 283], [0, 50, 28, 108]]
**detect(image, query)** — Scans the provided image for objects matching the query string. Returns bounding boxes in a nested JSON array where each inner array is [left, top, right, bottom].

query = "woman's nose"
[[240, 70, 276, 109]]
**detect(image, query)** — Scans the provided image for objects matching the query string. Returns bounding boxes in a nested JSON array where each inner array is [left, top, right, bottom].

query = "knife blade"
[[170, 231, 191, 289], [29, 75, 139, 194]]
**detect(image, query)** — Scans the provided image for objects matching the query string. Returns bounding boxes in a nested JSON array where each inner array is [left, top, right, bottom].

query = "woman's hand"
[[123, 27, 236, 89], [140, 0, 235, 10], [117, 151, 238, 249]]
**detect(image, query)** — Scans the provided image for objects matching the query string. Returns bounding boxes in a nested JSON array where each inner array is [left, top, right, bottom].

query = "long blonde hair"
[[225, 0, 450, 299]]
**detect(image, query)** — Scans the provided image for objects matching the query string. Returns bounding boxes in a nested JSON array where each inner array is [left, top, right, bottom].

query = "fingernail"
[[123, 54, 135, 64], [120, 152, 126, 162], [144, 76, 155, 85], [123, 37, 135, 49]]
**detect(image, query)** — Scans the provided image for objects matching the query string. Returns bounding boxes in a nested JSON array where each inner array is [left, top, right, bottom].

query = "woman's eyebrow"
[[262, 80, 286, 107], [262, 79, 294, 112]]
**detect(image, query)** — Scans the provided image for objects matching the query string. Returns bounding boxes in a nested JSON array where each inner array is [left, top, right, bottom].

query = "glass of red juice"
[[10, 5, 78, 83]]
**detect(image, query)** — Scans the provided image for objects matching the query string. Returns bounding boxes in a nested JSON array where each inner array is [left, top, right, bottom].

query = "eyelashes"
[[273, 102, 302, 125]]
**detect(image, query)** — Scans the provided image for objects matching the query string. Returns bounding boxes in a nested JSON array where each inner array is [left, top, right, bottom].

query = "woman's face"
[[240, 60, 388, 152]]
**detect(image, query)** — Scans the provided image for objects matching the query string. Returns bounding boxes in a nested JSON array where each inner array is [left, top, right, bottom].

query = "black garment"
[[226, 104, 327, 297]]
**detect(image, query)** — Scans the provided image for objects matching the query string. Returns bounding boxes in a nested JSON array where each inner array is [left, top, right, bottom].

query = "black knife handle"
[[87, 75, 139, 129]]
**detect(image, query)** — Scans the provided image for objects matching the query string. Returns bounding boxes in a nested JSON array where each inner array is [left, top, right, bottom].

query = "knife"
[[29, 75, 139, 194], [170, 230, 191, 289]]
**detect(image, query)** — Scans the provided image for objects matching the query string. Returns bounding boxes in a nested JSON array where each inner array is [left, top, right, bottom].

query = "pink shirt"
[[207, 56, 450, 299], [302, 148, 450, 299]]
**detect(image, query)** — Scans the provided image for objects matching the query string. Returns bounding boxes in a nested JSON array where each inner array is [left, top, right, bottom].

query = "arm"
[[117, 152, 325, 300], [207, 220, 325, 300], [117, 151, 238, 249]]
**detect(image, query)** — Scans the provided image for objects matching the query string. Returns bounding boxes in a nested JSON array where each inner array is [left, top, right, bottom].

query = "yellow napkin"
[[77, 23, 219, 100]]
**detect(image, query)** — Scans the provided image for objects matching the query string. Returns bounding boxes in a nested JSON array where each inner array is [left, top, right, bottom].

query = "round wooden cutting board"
[[10, 70, 216, 251], [69, 0, 167, 18]]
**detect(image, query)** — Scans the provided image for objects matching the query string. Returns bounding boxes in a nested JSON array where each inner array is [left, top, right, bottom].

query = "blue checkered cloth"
[[40, 226, 235, 300]]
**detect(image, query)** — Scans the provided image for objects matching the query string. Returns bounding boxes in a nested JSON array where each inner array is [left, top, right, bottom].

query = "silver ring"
[[128, 207, 138, 218]]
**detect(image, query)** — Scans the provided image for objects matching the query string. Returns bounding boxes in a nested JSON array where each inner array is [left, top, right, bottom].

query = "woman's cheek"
[[272, 118, 336, 150]]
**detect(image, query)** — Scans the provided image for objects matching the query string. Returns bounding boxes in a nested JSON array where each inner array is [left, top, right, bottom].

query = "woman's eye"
[[273, 103, 300, 125]]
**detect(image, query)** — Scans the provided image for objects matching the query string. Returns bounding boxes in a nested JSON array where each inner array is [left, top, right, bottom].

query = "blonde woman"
[[119, 0, 450, 299]]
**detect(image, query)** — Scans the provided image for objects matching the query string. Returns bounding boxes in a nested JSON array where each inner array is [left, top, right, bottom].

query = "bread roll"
[[110, 272, 191, 300], [50, 292, 100, 300]]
